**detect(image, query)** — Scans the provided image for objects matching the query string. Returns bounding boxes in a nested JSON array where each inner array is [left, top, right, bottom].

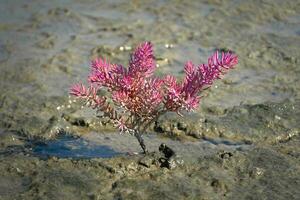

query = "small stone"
[[250, 167, 265, 178], [219, 151, 233, 159], [275, 115, 281, 120], [158, 143, 183, 169], [126, 162, 138, 171], [16, 168, 21, 173], [139, 156, 153, 168], [211, 178, 228, 193]]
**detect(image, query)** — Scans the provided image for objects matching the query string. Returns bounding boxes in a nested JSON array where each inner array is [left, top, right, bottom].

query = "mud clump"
[[138, 144, 184, 169], [154, 99, 300, 145], [0, 134, 299, 199]]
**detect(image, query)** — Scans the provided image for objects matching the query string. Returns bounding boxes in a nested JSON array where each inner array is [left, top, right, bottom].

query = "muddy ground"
[[0, 0, 299, 199]]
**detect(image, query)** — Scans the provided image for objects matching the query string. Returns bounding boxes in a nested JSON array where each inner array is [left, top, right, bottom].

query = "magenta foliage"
[[129, 42, 155, 78], [70, 42, 238, 134]]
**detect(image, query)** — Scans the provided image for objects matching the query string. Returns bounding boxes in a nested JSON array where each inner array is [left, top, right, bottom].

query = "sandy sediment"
[[0, 0, 299, 199]]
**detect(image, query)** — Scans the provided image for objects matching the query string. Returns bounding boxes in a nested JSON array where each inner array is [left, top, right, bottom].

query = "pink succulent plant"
[[70, 42, 238, 153]]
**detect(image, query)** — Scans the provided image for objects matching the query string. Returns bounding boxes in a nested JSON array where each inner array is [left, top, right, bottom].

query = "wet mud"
[[0, 0, 299, 199]]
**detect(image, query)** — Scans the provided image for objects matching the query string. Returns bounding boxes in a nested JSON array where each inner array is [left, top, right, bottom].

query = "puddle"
[[82, 132, 252, 162], [202, 137, 251, 147], [32, 134, 122, 159]]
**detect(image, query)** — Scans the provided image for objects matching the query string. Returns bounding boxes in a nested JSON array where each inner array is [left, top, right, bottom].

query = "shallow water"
[[84, 132, 252, 161], [32, 134, 122, 159], [32, 132, 252, 163]]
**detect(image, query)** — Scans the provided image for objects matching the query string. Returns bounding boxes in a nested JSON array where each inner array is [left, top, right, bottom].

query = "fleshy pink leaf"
[[129, 41, 155, 78], [70, 42, 238, 136]]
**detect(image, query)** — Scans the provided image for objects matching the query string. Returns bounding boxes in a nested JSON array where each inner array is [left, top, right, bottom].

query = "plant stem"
[[134, 131, 148, 154]]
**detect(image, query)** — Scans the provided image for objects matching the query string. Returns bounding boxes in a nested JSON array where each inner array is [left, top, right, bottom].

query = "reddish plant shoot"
[[70, 42, 238, 153]]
